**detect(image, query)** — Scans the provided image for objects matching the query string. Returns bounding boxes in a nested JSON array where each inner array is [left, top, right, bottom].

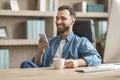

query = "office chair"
[[73, 19, 96, 47]]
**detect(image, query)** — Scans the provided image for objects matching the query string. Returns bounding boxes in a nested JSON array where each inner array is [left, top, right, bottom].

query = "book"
[[26, 20, 46, 40], [10, 0, 19, 11], [3, 49, 9, 69], [74, 0, 87, 12], [37, 0, 46, 11], [0, 50, 4, 69], [0, 49, 9, 69], [87, 4, 104, 12], [48, 0, 54, 12], [26, 20, 33, 40], [95, 20, 107, 39]]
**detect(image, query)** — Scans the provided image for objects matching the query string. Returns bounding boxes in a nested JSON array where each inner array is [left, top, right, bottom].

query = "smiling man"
[[20, 5, 102, 68]]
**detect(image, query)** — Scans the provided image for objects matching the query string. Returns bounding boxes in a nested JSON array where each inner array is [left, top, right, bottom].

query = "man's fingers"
[[65, 59, 74, 68], [38, 39, 49, 49], [65, 59, 78, 68]]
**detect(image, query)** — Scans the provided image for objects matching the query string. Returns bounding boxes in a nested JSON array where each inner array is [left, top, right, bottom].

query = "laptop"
[[103, 0, 120, 63]]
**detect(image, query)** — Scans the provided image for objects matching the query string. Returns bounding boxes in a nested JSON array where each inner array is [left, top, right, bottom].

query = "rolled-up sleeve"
[[79, 37, 102, 66]]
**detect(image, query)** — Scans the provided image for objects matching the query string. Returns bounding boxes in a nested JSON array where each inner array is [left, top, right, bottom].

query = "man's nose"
[[56, 19, 62, 24]]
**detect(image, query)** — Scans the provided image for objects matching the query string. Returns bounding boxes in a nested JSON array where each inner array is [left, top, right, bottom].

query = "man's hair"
[[58, 5, 76, 19]]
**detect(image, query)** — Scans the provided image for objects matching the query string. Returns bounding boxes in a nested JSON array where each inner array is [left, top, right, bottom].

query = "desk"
[[0, 67, 120, 80]]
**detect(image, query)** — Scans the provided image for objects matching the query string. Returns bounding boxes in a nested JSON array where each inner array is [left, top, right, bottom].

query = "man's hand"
[[65, 59, 78, 68], [38, 37, 49, 51], [65, 59, 87, 68]]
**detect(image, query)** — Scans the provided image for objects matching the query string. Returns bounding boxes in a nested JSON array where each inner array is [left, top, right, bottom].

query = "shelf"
[[76, 12, 109, 18], [0, 10, 55, 17], [0, 39, 102, 46], [0, 10, 109, 18], [0, 39, 38, 46]]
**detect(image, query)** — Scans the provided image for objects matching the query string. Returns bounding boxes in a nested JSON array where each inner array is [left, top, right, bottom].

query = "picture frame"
[[0, 27, 8, 39], [10, 0, 19, 11]]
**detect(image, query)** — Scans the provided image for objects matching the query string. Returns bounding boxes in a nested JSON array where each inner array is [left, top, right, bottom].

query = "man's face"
[[56, 9, 73, 34]]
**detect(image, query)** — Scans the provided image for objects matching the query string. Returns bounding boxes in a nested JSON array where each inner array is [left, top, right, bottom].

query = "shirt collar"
[[57, 32, 75, 42], [66, 32, 74, 42]]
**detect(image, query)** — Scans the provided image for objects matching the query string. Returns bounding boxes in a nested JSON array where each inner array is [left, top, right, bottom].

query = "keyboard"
[[75, 67, 112, 73]]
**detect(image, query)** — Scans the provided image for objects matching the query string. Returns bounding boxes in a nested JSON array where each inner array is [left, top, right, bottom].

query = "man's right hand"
[[38, 37, 49, 52]]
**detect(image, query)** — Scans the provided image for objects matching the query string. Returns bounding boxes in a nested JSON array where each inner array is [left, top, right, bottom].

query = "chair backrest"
[[73, 19, 96, 47]]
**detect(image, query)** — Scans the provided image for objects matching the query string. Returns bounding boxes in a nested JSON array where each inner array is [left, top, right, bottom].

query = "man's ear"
[[71, 18, 75, 25]]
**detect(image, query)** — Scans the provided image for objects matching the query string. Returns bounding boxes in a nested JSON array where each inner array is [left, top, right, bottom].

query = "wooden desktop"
[[0, 67, 119, 80]]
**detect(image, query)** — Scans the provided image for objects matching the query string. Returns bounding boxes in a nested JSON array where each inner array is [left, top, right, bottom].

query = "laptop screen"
[[103, 0, 120, 63]]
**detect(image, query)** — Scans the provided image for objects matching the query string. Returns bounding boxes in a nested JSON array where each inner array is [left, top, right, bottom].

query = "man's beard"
[[57, 25, 69, 35]]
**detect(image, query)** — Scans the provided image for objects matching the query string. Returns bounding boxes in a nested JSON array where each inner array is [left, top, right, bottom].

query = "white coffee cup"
[[53, 58, 65, 69]]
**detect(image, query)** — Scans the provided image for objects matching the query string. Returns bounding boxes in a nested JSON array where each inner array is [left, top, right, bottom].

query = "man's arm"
[[34, 38, 49, 64], [34, 49, 44, 64]]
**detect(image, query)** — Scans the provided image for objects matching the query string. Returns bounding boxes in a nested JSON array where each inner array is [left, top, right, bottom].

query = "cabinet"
[[0, 0, 111, 68]]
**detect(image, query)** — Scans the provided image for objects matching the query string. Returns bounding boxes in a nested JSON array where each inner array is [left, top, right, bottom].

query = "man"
[[20, 5, 102, 68]]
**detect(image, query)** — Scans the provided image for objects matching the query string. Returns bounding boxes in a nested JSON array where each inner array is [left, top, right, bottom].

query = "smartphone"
[[39, 33, 48, 42]]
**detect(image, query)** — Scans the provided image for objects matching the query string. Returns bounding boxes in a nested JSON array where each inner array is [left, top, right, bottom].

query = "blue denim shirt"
[[38, 32, 102, 67]]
